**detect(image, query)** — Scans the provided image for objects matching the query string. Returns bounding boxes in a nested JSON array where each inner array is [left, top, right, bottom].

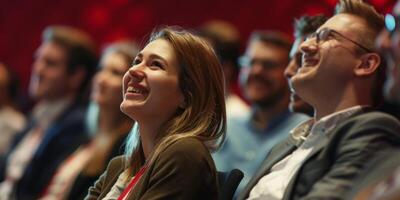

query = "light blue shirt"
[[213, 110, 309, 195]]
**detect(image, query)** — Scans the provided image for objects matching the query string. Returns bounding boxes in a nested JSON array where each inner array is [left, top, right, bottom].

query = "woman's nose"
[[127, 66, 145, 83]]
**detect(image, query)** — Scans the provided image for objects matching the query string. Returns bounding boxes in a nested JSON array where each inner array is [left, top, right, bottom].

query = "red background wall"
[[0, 0, 396, 92]]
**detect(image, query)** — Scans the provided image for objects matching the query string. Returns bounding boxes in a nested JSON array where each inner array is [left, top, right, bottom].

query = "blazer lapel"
[[97, 159, 126, 199], [282, 135, 330, 200], [238, 136, 298, 200], [283, 108, 369, 200]]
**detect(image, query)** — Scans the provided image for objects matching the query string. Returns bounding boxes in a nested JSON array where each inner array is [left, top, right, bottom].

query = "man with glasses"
[[237, 14, 327, 200], [238, 0, 400, 199], [212, 31, 308, 195]]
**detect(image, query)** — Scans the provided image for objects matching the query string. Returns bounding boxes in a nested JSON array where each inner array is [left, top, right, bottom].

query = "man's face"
[[291, 14, 366, 106], [376, 1, 400, 104], [30, 41, 72, 101], [284, 36, 314, 116], [239, 40, 289, 107]]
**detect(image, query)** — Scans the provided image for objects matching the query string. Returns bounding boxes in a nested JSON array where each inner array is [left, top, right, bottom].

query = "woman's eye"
[[151, 61, 164, 69]]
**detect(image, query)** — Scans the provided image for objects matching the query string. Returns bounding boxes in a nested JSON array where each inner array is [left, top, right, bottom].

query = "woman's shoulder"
[[164, 137, 209, 156], [155, 137, 213, 167], [106, 155, 127, 174]]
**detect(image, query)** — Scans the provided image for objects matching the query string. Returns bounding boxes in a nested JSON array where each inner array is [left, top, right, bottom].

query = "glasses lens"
[[385, 14, 396, 32], [238, 56, 280, 69], [306, 32, 317, 41], [260, 60, 280, 69], [319, 28, 332, 41]]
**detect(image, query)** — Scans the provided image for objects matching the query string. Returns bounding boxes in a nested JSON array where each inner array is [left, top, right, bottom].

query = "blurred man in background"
[[213, 30, 308, 195], [0, 25, 97, 200]]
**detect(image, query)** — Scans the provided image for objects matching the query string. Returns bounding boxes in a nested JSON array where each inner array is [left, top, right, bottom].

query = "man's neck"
[[313, 85, 373, 120], [314, 101, 370, 121], [32, 97, 73, 129]]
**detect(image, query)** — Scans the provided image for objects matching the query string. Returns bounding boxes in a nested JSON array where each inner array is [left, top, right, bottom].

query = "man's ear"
[[354, 53, 381, 76], [68, 67, 87, 90]]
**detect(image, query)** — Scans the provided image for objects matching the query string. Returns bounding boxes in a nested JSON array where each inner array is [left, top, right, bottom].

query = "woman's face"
[[91, 52, 129, 108], [120, 39, 184, 123]]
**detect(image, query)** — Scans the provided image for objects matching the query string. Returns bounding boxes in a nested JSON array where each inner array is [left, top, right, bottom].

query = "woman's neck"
[[138, 121, 163, 160]]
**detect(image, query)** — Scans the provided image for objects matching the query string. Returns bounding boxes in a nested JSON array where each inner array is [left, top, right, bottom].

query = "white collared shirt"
[[247, 106, 365, 200]]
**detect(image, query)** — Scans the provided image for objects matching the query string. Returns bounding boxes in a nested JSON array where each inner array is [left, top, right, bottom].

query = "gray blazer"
[[238, 111, 400, 200]]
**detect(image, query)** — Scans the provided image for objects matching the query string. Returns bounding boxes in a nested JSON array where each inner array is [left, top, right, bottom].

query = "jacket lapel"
[[282, 135, 330, 200], [98, 158, 126, 199], [283, 108, 369, 200], [238, 136, 298, 200]]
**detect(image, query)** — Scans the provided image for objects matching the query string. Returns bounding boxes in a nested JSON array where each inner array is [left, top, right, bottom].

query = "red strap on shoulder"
[[117, 166, 147, 200]]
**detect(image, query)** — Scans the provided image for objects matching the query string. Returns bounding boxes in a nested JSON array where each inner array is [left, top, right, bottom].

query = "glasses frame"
[[238, 56, 283, 70], [307, 28, 373, 53]]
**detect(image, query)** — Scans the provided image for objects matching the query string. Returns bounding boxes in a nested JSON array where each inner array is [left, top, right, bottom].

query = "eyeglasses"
[[238, 56, 282, 70], [307, 28, 373, 53], [385, 13, 400, 33]]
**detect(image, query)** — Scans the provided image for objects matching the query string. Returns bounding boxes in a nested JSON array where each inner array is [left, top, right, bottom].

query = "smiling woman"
[[85, 27, 226, 200]]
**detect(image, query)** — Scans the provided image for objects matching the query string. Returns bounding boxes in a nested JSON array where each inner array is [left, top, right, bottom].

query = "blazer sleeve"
[[298, 112, 400, 200], [85, 156, 125, 200], [138, 138, 218, 200], [85, 171, 105, 200]]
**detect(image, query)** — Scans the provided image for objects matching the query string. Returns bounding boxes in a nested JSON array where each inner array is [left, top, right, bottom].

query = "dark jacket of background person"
[[85, 137, 218, 200], [238, 111, 400, 200], [0, 103, 89, 199], [66, 134, 127, 200]]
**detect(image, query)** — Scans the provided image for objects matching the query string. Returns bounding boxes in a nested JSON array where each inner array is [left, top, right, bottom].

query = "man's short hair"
[[42, 26, 97, 72], [335, 0, 384, 51], [42, 25, 98, 103], [294, 14, 329, 38], [248, 31, 292, 53], [197, 21, 241, 81]]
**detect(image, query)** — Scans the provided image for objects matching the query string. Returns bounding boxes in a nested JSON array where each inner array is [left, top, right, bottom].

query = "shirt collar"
[[290, 118, 315, 147], [312, 105, 366, 137], [32, 98, 72, 128], [289, 105, 367, 147]]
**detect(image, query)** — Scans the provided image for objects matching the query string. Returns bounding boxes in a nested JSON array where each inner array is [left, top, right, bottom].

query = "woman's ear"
[[354, 53, 381, 76]]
